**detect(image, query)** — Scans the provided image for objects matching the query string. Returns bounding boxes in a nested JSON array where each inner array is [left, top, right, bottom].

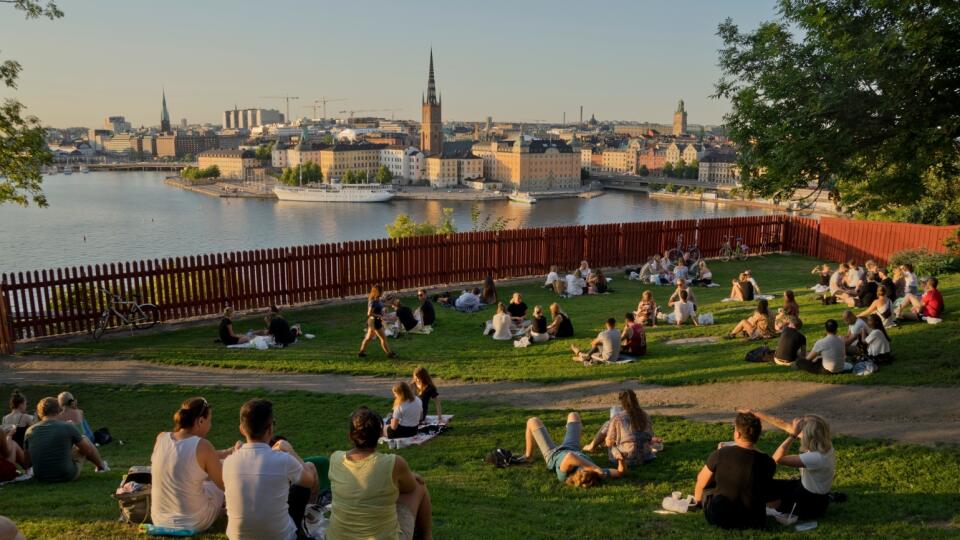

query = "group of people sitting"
[[1, 390, 108, 485], [631, 254, 714, 288], [359, 286, 437, 358], [384, 367, 443, 439], [485, 294, 575, 343], [819, 261, 945, 325], [218, 305, 303, 348], [570, 313, 648, 364], [544, 260, 610, 297]]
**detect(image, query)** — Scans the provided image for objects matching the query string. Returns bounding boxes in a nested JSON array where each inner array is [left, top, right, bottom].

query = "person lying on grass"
[[328, 407, 433, 540], [522, 412, 625, 488], [693, 412, 775, 530], [571, 317, 621, 363], [736, 408, 836, 521], [582, 389, 657, 466], [725, 299, 772, 340]]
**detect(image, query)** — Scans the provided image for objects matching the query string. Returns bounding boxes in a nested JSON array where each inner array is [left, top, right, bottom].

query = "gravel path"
[[3, 358, 959, 446]]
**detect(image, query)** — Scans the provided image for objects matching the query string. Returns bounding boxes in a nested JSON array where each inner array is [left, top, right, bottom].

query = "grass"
[[25, 254, 960, 387], [1, 384, 959, 539]]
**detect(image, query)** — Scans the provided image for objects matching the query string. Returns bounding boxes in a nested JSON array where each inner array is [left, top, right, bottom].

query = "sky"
[[0, 0, 781, 129]]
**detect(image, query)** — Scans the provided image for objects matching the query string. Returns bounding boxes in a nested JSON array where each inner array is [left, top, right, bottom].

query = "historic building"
[[420, 49, 443, 156], [471, 136, 580, 192], [672, 99, 687, 137], [197, 149, 260, 179], [698, 149, 739, 184], [380, 146, 424, 183]]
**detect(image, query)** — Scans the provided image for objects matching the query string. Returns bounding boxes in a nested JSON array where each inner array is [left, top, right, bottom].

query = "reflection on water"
[[0, 172, 771, 274]]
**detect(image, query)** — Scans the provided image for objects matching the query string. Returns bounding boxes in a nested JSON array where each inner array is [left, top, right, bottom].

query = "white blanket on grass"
[[378, 415, 454, 447]]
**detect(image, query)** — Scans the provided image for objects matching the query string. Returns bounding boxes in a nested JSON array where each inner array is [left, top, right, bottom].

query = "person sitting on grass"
[[669, 279, 698, 310], [507, 292, 528, 327], [744, 270, 762, 295], [415, 289, 436, 328], [588, 269, 609, 294], [635, 290, 658, 327], [0, 516, 25, 540], [565, 269, 586, 297], [522, 412, 625, 488], [571, 317, 621, 363], [896, 276, 945, 322], [0, 424, 28, 483], [877, 267, 896, 302], [857, 285, 895, 327], [794, 319, 851, 374], [637, 257, 658, 284], [859, 314, 892, 364], [773, 317, 806, 367], [24, 397, 108, 483], [359, 285, 396, 359], [583, 389, 656, 466], [327, 407, 433, 540], [669, 290, 699, 326], [769, 414, 836, 521], [547, 303, 574, 339], [725, 299, 773, 340], [218, 307, 250, 346], [412, 367, 442, 425], [3, 390, 35, 448], [151, 397, 236, 533], [488, 302, 514, 341], [578, 260, 592, 279], [693, 412, 775, 530], [620, 313, 647, 357], [223, 398, 317, 540], [385, 383, 422, 440], [841, 310, 867, 356], [900, 263, 919, 296], [265, 311, 302, 347], [728, 272, 755, 302], [811, 264, 831, 291], [527, 305, 551, 343], [774, 289, 803, 333], [692, 260, 714, 286], [390, 297, 420, 334], [480, 274, 498, 305], [544, 265, 561, 289], [828, 263, 848, 297], [56, 391, 94, 441], [673, 262, 689, 283], [454, 287, 482, 313]]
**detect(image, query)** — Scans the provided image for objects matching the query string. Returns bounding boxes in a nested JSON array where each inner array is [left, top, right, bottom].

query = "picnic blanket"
[[227, 335, 280, 350], [379, 415, 454, 448]]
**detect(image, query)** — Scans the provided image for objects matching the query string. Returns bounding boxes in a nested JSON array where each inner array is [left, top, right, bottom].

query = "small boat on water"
[[62, 165, 73, 175], [273, 183, 395, 203], [79, 165, 90, 173], [508, 191, 537, 204]]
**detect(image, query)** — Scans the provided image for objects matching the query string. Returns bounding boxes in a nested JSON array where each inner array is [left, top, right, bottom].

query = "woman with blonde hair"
[[385, 382, 422, 439], [635, 290, 658, 327], [728, 272, 755, 301], [359, 285, 396, 358], [528, 305, 550, 343], [583, 389, 657, 466], [490, 302, 513, 341], [217, 307, 249, 346], [546, 303, 574, 338]]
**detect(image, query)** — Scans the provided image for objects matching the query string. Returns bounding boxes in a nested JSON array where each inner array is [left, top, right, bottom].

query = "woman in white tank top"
[[150, 397, 237, 532]]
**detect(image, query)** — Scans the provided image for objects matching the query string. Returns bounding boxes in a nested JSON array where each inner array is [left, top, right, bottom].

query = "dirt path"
[[3, 358, 959, 446]]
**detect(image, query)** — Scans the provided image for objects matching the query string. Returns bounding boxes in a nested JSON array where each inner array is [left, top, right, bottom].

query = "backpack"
[[821, 294, 837, 305], [113, 466, 151, 524], [484, 448, 526, 468], [745, 346, 773, 363], [93, 427, 113, 446]]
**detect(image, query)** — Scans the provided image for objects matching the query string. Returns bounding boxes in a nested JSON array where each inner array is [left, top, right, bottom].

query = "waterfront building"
[[278, 137, 387, 182], [599, 147, 638, 175], [102, 134, 156, 158], [682, 143, 704, 165], [424, 153, 483, 188], [198, 149, 260, 180], [104, 116, 131, 133], [379, 146, 424, 184], [420, 49, 443, 156], [665, 142, 706, 166], [471, 137, 580, 192], [638, 144, 668, 175], [87, 129, 113, 152], [156, 132, 219, 158], [217, 133, 245, 150], [222, 107, 285, 130], [698, 149, 739, 184], [672, 99, 687, 136], [160, 89, 171, 134]]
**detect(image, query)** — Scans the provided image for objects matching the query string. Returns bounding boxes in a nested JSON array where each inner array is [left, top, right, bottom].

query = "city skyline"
[[1, 0, 779, 128]]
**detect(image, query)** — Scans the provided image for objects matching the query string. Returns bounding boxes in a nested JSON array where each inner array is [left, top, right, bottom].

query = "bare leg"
[[375, 328, 393, 354], [359, 328, 376, 354], [397, 479, 432, 540], [583, 422, 609, 453], [524, 417, 545, 459], [0, 516, 26, 540]]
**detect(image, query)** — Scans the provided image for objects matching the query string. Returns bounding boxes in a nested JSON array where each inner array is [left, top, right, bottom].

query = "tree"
[[470, 202, 510, 232], [1, 0, 63, 207], [385, 208, 457, 238], [374, 164, 393, 184], [279, 162, 321, 185], [663, 162, 675, 177], [638, 165, 649, 176], [254, 142, 273, 162], [181, 165, 220, 180], [715, 1, 960, 223], [580, 167, 590, 180]]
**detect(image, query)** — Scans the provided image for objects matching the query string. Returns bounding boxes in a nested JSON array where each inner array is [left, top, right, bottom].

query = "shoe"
[[774, 358, 794, 367], [358, 352, 367, 358], [387, 352, 397, 359], [96, 461, 110, 473]]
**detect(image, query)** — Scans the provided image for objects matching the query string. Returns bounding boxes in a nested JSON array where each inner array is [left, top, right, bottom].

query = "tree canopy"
[[385, 208, 457, 238], [1, 0, 63, 207], [279, 162, 322, 185], [715, 0, 960, 223], [374, 164, 393, 184]]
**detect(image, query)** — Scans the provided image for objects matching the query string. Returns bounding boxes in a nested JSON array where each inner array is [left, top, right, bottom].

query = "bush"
[[888, 248, 960, 277]]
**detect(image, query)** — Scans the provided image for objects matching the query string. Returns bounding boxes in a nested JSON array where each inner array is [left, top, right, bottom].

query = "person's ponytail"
[[173, 397, 210, 431]]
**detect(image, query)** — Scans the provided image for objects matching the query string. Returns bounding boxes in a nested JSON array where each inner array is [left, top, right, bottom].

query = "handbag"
[[113, 466, 152, 524]]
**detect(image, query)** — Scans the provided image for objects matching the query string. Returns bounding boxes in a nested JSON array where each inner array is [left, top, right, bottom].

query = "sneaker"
[[357, 352, 367, 358], [774, 358, 795, 367], [387, 352, 397, 359], [96, 461, 110, 473]]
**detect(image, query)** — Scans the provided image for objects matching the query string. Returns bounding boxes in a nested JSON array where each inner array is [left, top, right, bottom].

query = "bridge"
[[85, 162, 196, 172], [594, 173, 731, 192]]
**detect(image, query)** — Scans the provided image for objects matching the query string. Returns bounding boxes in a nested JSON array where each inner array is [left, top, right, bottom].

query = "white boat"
[[79, 165, 90, 173], [508, 191, 537, 204], [273, 183, 395, 203], [62, 165, 73, 175]]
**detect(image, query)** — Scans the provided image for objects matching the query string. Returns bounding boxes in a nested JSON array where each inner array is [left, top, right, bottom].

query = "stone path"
[[3, 358, 959, 446]]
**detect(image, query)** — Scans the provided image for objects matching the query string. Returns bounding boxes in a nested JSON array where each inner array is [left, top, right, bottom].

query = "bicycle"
[[667, 233, 702, 267], [719, 234, 749, 262], [92, 287, 160, 340]]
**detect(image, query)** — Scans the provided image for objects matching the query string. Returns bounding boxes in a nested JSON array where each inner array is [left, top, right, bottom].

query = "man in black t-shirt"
[[392, 298, 419, 332], [267, 313, 299, 346], [416, 289, 435, 327], [694, 412, 776, 530], [507, 292, 528, 325], [773, 320, 807, 366]]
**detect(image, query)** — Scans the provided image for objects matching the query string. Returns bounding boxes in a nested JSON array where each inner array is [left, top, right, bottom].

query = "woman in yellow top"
[[327, 407, 433, 540]]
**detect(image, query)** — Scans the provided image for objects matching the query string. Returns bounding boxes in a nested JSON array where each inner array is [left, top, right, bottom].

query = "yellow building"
[[424, 154, 483, 188], [599, 148, 637, 175], [197, 149, 259, 179], [472, 138, 581, 192], [283, 142, 385, 182]]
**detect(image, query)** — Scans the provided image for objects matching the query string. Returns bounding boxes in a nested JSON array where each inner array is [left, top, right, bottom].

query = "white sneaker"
[[96, 461, 110, 473]]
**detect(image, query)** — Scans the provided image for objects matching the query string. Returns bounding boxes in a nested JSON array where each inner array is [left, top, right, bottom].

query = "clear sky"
[[0, 0, 780, 129]]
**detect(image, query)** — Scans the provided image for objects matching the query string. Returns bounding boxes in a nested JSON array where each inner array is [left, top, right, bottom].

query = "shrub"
[[888, 248, 960, 277]]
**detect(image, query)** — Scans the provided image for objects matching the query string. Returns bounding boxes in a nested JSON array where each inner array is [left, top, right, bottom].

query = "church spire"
[[426, 48, 438, 105], [160, 87, 171, 133]]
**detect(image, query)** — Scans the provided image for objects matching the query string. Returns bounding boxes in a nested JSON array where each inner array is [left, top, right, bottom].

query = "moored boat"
[[273, 183, 395, 203], [508, 191, 537, 204]]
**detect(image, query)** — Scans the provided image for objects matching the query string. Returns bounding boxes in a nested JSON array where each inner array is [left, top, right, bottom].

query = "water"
[[0, 172, 771, 274]]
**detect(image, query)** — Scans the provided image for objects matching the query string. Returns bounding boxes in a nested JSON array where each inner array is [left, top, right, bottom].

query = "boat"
[[62, 165, 73, 175], [273, 183, 395, 203], [508, 191, 537, 204], [79, 165, 90, 173]]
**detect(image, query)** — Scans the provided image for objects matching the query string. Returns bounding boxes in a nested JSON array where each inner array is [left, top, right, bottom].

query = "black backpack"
[[745, 346, 773, 363], [484, 448, 527, 468]]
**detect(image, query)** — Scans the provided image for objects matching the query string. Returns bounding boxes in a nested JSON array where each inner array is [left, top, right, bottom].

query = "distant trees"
[[638, 165, 649, 176], [279, 162, 322, 185], [181, 165, 220, 180], [254, 143, 273, 162], [580, 167, 590, 180], [341, 169, 369, 184], [662, 160, 698, 179], [374, 165, 393, 184], [386, 208, 457, 238]]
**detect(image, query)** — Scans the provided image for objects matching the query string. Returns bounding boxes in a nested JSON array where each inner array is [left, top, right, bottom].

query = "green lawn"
[[1, 384, 958, 539], [26, 255, 960, 387]]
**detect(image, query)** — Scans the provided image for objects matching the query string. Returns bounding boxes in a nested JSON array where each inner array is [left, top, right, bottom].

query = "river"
[[0, 172, 772, 274]]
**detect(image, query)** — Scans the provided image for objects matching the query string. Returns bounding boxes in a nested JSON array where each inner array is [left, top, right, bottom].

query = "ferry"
[[508, 191, 537, 204], [273, 183, 395, 203]]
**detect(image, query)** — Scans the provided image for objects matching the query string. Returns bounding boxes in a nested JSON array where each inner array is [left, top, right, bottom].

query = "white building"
[[698, 150, 739, 184], [103, 116, 131, 133], [379, 146, 424, 184], [223, 108, 285, 130]]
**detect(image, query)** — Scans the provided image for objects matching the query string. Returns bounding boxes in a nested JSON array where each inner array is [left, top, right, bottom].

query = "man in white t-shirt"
[[223, 399, 317, 540], [841, 310, 867, 355], [571, 318, 621, 363], [668, 290, 699, 326], [795, 320, 850, 374]]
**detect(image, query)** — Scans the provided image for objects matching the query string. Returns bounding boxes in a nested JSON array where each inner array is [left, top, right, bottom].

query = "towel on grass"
[[227, 335, 280, 350], [379, 415, 454, 448]]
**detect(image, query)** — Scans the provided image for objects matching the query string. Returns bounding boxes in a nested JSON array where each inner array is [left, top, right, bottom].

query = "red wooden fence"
[[0, 214, 955, 354]]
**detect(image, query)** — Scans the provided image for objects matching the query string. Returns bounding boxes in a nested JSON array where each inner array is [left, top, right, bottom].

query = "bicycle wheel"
[[667, 248, 684, 266], [92, 311, 110, 340], [688, 247, 702, 264], [720, 245, 732, 262], [130, 304, 160, 330], [736, 245, 750, 261]]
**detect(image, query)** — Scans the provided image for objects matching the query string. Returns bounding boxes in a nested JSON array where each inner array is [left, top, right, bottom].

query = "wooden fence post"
[[0, 283, 15, 355]]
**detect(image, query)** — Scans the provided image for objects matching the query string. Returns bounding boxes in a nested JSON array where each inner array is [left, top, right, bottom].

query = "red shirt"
[[921, 289, 945, 318], [625, 322, 647, 356]]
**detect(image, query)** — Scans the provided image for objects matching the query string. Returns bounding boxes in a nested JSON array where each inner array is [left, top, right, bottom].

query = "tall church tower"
[[160, 88, 172, 134], [420, 49, 443, 156], [672, 99, 687, 137]]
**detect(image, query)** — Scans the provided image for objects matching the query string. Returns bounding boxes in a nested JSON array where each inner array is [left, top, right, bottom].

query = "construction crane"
[[303, 97, 347, 120], [339, 108, 402, 120], [259, 94, 300, 122]]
